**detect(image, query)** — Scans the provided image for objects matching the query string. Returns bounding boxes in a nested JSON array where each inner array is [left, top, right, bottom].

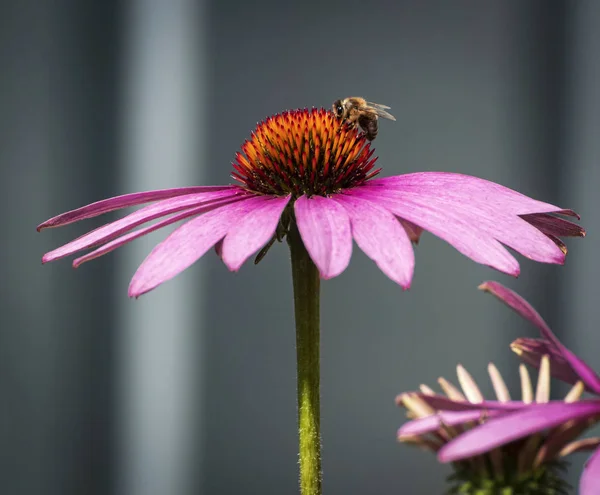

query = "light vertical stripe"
[[116, 1, 207, 494]]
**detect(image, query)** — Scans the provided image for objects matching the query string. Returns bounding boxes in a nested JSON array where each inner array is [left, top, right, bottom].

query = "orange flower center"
[[231, 108, 380, 197]]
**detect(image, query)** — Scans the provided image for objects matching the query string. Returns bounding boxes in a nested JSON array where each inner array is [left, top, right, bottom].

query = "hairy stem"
[[287, 217, 322, 495]]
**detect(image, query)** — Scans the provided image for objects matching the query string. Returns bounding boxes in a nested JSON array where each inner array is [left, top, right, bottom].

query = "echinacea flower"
[[437, 281, 600, 494], [397, 353, 590, 494], [415, 282, 600, 494], [38, 107, 585, 298], [38, 106, 586, 495]]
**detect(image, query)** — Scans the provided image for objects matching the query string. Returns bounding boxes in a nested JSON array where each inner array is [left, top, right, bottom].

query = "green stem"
[[287, 217, 322, 495]]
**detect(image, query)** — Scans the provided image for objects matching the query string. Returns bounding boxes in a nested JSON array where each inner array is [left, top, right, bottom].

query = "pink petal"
[[37, 185, 236, 231], [221, 195, 291, 271], [356, 183, 566, 267], [333, 193, 414, 288], [480, 281, 600, 395], [370, 173, 565, 215], [42, 190, 244, 263], [128, 197, 267, 297], [580, 447, 600, 495], [396, 393, 527, 412], [399, 409, 502, 437], [438, 401, 600, 462], [72, 202, 227, 267], [294, 195, 352, 279], [347, 187, 520, 275]]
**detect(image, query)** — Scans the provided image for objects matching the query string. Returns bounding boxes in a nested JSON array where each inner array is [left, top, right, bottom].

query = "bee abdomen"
[[358, 114, 378, 141]]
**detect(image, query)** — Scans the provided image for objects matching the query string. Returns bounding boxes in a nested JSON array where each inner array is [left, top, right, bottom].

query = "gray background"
[[2, 0, 599, 494]]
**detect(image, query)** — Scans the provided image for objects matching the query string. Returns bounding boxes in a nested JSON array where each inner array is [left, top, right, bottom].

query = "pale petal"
[[520, 365, 534, 404], [439, 401, 600, 462], [333, 193, 414, 288], [221, 195, 291, 271], [129, 197, 265, 297], [37, 185, 235, 230], [294, 195, 352, 279], [564, 381, 585, 403], [580, 447, 600, 495], [488, 363, 511, 402], [346, 187, 520, 275], [419, 384, 436, 396], [480, 281, 600, 395], [438, 378, 466, 401], [457, 364, 484, 404], [535, 355, 551, 403], [42, 189, 243, 263], [400, 394, 435, 418]]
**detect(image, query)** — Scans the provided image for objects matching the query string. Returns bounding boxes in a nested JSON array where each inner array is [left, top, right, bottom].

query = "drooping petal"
[[352, 183, 566, 269], [221, 195, 291, 271], [214, 239, 224, 259], [370, 173, 567, 216], [72, 202, 225, 267], [580, 446, 600, 495], [397, 415, 448, 438], [439, 401, 600, 462], [520, 213, 586, 238], [128, 196, 266, 297], [294, 195, 352, 279], [398, 219, 424, 244], [535, 413, 595, 465], [348, 186, 520, 274], [42, 189, 244, 263], [37, 185, 235, 230], [511, 338, 583, 388], [333, 193, 414, 288], [480, 281, 600, 395]]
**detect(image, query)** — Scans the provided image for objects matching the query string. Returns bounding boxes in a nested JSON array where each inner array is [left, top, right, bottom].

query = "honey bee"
[[332, 96, 396, 141]]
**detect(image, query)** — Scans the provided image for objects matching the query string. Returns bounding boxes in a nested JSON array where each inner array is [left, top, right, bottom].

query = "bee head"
[[332, 99, 345, 118]]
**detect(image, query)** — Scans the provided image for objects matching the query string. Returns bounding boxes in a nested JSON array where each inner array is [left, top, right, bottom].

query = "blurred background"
[[2, 0, 599, 493]]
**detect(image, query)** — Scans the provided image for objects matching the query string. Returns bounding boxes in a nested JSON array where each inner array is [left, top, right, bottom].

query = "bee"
[[332, 96, 396, 141]]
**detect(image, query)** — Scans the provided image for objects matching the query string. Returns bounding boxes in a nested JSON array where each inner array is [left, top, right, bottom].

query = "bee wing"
[[365, 102, 396, 121], [366, 101, 391, 110]]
